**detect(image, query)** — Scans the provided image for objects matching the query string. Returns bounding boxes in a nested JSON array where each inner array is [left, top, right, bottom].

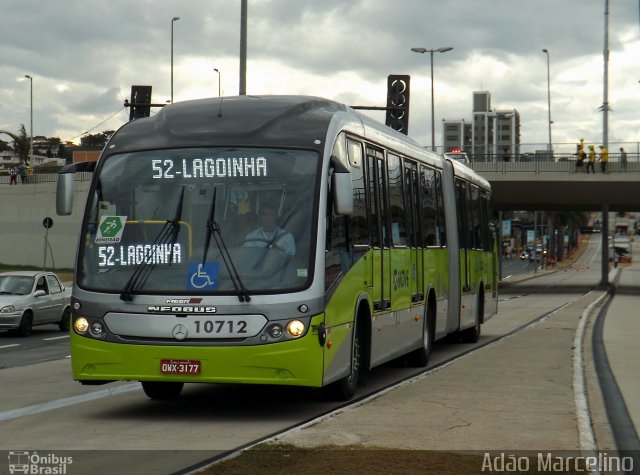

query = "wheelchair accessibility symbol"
[[187, 262, 219, 290]]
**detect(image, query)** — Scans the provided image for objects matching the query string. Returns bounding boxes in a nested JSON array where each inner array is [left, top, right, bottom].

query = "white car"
[[0, 271, 71, 336]]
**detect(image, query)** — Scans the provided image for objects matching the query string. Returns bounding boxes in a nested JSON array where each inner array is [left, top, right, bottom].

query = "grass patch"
[[202, 444, 582, 474], [203, 444, 483, 475]]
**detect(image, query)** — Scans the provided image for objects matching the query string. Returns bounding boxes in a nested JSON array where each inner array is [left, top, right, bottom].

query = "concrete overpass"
[[471, 160, 640, 212], [471, 160, 640, 286]]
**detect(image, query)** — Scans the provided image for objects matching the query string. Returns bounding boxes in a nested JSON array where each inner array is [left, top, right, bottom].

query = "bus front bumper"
[[70, 322, 326, 387]]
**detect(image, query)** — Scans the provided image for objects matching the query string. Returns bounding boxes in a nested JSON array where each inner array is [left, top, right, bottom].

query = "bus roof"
[[110, 95, 348, 152], [447, 155, 491, 190], [106, 95, 480, 186]]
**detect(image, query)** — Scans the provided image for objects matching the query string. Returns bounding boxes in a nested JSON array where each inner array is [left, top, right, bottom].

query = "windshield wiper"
[[201, 187, 251, 302], [120, 186, 185, 301]]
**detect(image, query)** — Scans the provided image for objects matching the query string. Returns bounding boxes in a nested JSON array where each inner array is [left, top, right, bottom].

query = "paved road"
[[2, 235, 634, 475], [0, 324, 69, 368]]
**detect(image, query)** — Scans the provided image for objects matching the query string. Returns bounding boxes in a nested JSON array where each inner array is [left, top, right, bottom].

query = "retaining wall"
[[0, 179, 90, 269]]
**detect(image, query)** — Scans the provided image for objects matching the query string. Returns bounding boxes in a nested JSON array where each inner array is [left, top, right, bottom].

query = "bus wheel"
[[409, 309, 433, 367], [327, 322, 362, 401], [460, 311, 481, 343], [141, 381, 184, 400]]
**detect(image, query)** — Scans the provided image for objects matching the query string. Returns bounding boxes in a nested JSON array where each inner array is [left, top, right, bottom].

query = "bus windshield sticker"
[[151, 156, 268, 180], [95, 216, 127, 243], [188, 262, 220, 290]]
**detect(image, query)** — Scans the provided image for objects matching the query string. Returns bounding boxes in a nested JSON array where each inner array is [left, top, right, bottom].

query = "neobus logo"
[[166, 298, 203, 304], [148, 306, 217, 313]]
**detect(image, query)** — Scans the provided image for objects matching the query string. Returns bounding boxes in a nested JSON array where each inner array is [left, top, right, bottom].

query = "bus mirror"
[[332, 172, 353, 216], [56, 173, 75, 216]]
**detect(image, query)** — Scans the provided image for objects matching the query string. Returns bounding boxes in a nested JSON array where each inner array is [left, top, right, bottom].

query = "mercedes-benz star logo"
[[172, 324, 188, 340]]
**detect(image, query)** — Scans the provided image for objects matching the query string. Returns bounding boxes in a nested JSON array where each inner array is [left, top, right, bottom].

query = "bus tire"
[[327, 320, 362, 401], [460, 314, 481, 343], [461, 290, 483, 343], [141, 381, 184, 400], [408, 301, 434, 367]]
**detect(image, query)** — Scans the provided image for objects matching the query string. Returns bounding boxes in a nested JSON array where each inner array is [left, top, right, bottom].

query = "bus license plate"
[[160, 359, 200, 375]]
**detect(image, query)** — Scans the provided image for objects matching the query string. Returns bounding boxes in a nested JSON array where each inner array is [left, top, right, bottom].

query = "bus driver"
[[242, 204, 296, 256]]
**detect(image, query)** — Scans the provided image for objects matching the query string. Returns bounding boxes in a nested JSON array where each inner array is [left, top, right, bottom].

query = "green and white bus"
[[57, 95, 498, 400]]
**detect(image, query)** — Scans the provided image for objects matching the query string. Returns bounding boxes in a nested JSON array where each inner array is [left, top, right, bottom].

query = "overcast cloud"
[[1, 0, 638, 149]]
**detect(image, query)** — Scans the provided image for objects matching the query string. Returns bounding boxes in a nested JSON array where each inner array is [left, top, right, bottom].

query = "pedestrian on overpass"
[[598, 145, 608, 173], [575, 139, 585, 172], [586, 145, 596, 174], [619, 147, 628, 172]]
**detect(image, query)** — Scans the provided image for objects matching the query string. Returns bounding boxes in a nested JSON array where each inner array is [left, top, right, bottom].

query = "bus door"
[[403, 160, 423, 304], [455, 179, 473, 328], [366, 147, 391, 312]]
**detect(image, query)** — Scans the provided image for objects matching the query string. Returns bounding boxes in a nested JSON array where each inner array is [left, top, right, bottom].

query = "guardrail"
[[0, 170, 93, 185], [471, 160, 640, 174]]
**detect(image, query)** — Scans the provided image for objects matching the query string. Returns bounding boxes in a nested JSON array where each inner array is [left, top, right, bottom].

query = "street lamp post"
[[24, 74, 33, 166], [542, 49, 552, 151], [214, 68, 221, 98], [171, 16, 180, 103], [411, 46, 453, 152]]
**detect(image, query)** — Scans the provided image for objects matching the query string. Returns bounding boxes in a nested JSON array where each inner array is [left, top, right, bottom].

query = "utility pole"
[[239, 0, 247, 95], [600, 0, 610, 287]]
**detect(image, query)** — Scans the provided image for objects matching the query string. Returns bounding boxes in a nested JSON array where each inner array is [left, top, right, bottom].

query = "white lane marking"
[[0, 383, 140, 422], [573, 280, 611, 464], [43, 335, 70, 341], [0, 344, 20, 350]]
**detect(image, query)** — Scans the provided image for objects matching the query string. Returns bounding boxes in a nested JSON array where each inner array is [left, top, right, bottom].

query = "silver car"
[[0, 271, 71, 336]]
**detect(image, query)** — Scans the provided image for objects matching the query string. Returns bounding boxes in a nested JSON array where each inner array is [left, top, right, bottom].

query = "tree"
[[57, 142, 73, 164], [80, 130, 114, 149], [13, 124, 30, 163]]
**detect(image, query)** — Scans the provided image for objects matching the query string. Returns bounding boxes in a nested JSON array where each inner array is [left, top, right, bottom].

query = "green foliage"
[[80, 130, 114, 149], [14, 124, 31, 163]]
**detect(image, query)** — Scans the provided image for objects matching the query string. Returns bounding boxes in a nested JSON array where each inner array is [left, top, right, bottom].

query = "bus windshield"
[[78, 147, 319, 295]]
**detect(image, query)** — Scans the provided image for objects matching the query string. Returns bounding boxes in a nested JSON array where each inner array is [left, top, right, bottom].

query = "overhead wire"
[[66, 106, 128, 142]]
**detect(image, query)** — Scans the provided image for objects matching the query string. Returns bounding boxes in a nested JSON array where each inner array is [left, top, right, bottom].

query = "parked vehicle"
[[0, 271, 71, 336]]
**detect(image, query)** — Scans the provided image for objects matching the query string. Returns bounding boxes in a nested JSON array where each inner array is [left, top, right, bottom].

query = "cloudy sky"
[[1, 0, 639, 151]]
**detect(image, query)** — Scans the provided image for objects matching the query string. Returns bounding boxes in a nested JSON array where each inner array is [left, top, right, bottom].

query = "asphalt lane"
[[0, 324, 69, 369]]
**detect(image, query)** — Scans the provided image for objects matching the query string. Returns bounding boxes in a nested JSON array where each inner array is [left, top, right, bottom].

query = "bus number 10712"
[[194, 319, 248, 335]]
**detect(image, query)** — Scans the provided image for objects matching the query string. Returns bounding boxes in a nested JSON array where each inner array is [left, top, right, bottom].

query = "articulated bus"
[[57, 95, 498, 400]]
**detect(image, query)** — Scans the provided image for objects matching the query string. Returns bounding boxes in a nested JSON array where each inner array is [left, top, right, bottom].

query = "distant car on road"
[[0, 271, 71, 336], [444, 149, 471, 166]]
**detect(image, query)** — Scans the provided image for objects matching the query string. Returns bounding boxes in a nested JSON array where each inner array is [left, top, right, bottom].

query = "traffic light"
[[385, 75, 410, 135], [129, 85, 152, 121]]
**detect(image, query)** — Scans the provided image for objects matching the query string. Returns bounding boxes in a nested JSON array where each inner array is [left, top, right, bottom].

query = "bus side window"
[[347, 140, 368, 247], [420, 166, 438, 246], [434, 170, 447, 246], [470, 184, 482, 250], [403, 159, 421, 247], [387, 153, 407, 246], [325, 135, 355, 293]]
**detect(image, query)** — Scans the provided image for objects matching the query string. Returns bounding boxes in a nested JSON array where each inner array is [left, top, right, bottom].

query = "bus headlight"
[[74, 317, 89, 334], [286, 320, 305, 338]]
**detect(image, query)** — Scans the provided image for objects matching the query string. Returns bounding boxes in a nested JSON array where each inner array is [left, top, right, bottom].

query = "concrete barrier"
[[0, 179, 90, 268]]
